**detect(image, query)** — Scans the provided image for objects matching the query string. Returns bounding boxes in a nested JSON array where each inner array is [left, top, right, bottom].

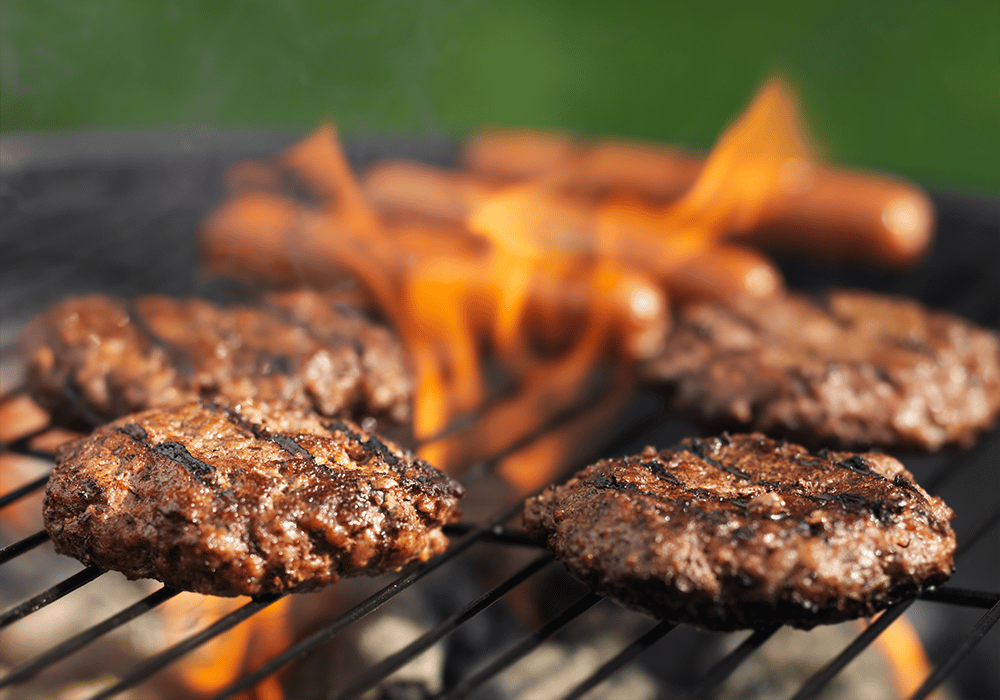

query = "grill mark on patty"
[[888, 336, 937, 357], [116, 423, 215, 485], [807, 491, 903, 525], [219, 405, 322, 464], [714, 302, 768, 335], [587, 474, 730, 524], [125, 299, 196, 378], [813, 291, 856, 330], [325, 418, 406, 475], [635, 459, 682, 486], [835, 455, 872, 475], [680, 437, 752, 480], [633, 440, 916, 526]]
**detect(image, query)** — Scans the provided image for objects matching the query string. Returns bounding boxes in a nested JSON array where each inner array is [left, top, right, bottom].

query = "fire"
[[861, 612, 942, 700], [202, 77, 831, 487], [162, 593, 292, 700]]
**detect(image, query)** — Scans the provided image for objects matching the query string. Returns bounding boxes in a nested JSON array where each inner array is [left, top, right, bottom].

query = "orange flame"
[[164, 594, 292, 700], [201, 77, 828, 485], [860, 612, 942, 700]]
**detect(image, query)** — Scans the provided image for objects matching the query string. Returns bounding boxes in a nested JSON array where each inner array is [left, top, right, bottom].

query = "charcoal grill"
[[1, 130, 997, 699]]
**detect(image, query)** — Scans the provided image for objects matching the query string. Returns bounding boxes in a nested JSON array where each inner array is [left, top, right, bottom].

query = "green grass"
[[2, 0, 997, 195]]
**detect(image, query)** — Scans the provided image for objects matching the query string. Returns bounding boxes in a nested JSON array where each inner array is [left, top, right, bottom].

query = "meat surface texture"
[[19, 290, 412, 428], [44, 400, 463, 596], [640, 288, 1000, 451], [523, 433, 955, 630]]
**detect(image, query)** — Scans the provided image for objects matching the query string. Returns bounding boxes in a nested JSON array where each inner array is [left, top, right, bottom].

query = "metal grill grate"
[[1, 387, 998, 699], [0, 134, 998, 699]]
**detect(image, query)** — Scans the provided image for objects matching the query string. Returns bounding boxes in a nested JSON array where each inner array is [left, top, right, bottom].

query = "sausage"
[[659, 242, 783, 302], [747, 165, 936, 269], [362, 160, 496, 222], [463, 129, 704, 203], [200, 191, 348, 288], [462, 129, 934, 268], [462, 128, 578, 180]]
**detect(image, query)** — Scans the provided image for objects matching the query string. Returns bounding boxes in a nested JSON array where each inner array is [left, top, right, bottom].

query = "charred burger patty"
[[20, 290, 412, 428], [44, 400, 463, 597], [523, 433, 955, 630], [640, 288, 1000, 451]]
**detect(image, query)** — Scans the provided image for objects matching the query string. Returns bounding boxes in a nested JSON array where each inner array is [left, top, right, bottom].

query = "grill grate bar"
[[919, 587, 1000, 609], [688, 624, 781, 699], [87, 593, 283, 700], [0, 566, 104, 628], [908, 599, 1000, 700], [443, 523, 544, 548], [558, 618, 677, 700], [789, 598, 914, 700], [0, 529, 49, 565], [0, 586, 179, 688], [436, 591, 604, 700], [209, 507, 525, 700], [0, 474, 49, 508], [334, 552, 555, 700]]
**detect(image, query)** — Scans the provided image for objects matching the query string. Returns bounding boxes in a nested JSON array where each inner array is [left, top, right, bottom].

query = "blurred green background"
[[3, 0, 998, 196]]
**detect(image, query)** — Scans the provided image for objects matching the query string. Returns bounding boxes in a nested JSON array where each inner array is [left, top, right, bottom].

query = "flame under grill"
[[0, 131, 997, 700]]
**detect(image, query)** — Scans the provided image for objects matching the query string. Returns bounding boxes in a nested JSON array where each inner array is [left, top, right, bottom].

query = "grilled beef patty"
[[44, 400, 463, 596], [523, 433, 955, 630], [19, 290, 412, 428], [640, 289, 1000, 451]]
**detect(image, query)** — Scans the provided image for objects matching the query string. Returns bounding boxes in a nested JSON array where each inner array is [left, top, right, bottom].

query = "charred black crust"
[[835, 455, 871, 475], [635, 459, 682, 486], [116, 423, 215, 484], [117, 422, 148, 441], [324, 418, 410, 477], [363, 434, 402, 470]]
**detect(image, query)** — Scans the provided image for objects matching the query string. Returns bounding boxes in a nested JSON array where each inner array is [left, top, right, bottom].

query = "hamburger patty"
[[640, 288, 1000, 451], [43, 400, 463, 596], [19, 290, 412, 427], [523, 433, 955, 630]]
